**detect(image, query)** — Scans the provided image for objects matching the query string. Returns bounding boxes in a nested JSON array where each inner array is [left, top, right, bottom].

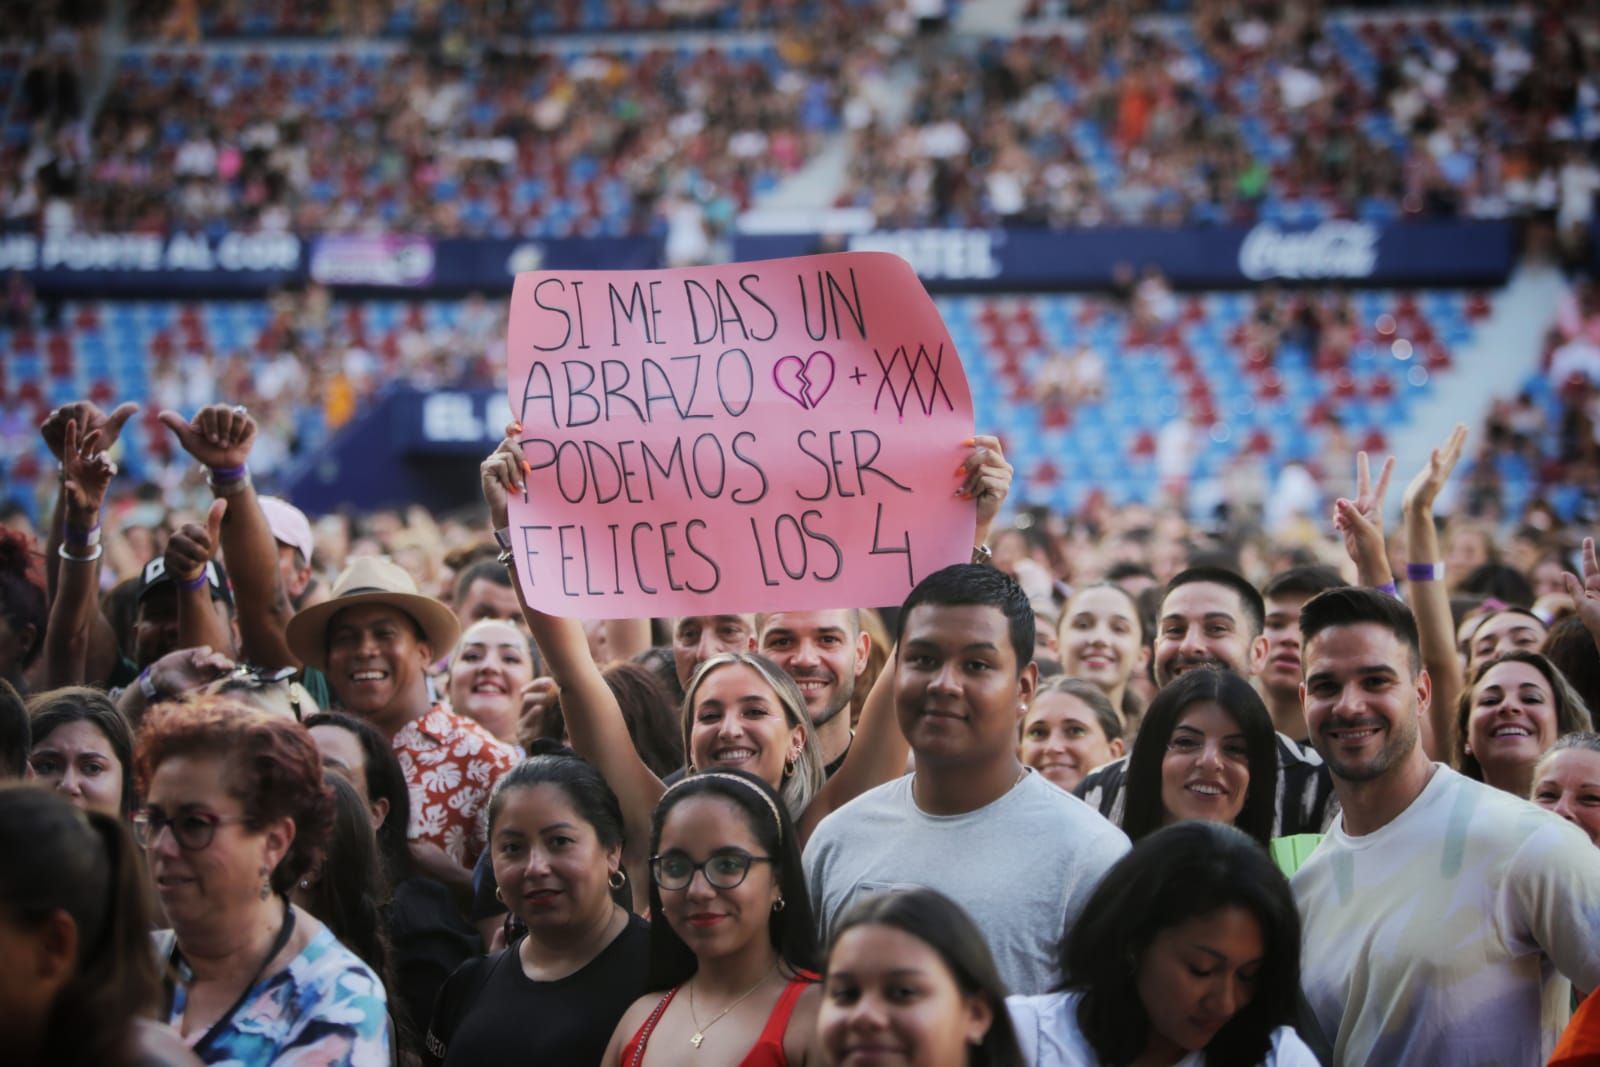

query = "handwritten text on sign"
[[504, 252, 976, 618]]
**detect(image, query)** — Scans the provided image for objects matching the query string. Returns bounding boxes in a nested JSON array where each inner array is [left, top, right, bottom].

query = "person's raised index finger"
[[1585, 537, 1598, 580], [1356, 451, 1371, 495]]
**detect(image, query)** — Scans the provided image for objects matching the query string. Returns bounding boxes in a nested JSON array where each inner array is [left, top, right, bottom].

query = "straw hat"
[[287, 556, 461, 672]]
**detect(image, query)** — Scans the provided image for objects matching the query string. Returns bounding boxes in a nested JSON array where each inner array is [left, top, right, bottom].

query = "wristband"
[[64, 522, 101, 549], [179, 569, 209, 592], [1406, 561, 1445, 582], [208, 463, 248, 484], [138, 667, 162, 703], [971, 544, 993, 566], [493, 527, 513, 554], [57, 542, 103, 563], [207, 470, 252, 497], [1375, 581, 1399, 598]]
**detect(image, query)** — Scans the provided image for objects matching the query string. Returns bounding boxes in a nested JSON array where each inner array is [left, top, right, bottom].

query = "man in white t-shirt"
[[1292, 587, 1600, 1065], [803, 564, 1129, 995]]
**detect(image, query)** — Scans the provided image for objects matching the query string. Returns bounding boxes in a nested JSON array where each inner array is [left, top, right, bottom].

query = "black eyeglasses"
[[132, 809, 249, 851], [650, 850, 774, 891]]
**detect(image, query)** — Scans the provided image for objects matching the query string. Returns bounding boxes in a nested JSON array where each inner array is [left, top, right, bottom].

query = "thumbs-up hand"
[[165, 498, 228, 586], [160, 404, 258, 470]]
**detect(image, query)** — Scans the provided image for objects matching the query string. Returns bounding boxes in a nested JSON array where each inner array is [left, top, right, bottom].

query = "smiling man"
[[287, 556, 517, 871], [803, 564, 1129, 995], [758, 609, 870, 775], [1076, 566, 1336, 836], [670, 614, 757, 691], [1293, 587, 1600, 1065]]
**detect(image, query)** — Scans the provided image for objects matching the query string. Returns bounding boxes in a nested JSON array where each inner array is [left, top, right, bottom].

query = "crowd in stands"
[[2, 385, 1600, 1066], [5, 3, 1598, 237], [842, 2, 1600, 231]]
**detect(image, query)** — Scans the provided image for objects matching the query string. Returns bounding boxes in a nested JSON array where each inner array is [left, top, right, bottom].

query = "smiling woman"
[[424, 755, 650, 1067], [447, 619, 538, 745], [1120, 670, 1278, 847], [1456, 651, 1594, 798], [1019, 678, 1126, 794]]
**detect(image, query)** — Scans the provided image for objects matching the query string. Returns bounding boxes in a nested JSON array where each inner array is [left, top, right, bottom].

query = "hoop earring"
[[772, 896, 786, 913], [494, 887, 504, 903], [259, 866, 272, 901], [608, 869, 627, 890], [783, 756, 796, 779]]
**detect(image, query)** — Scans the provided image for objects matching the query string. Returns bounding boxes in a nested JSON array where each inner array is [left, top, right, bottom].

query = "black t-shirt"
[[391, 875, 483, 1038], [424, 914, 651, 1067]]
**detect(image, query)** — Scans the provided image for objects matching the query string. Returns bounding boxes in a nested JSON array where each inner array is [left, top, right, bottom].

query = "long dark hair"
[[26, 687, 137, 817], [300, 772, 394, 981], [303, 711, 413, 883], [828, 890, 1025, 1067], [0, 783, 159, 1066], [1062, 822, 1302, 1066], [1121, 669, 1277, 846], [645, 769, 819, 991], [1456, 650, 1595, 782]]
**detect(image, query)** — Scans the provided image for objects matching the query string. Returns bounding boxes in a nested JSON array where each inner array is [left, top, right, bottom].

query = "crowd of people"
[[6, 2, 1598, 239], [1, 385, 1599, 1067]]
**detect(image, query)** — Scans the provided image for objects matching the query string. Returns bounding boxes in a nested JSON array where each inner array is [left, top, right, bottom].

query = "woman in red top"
[[604, 770, 824, 1066]]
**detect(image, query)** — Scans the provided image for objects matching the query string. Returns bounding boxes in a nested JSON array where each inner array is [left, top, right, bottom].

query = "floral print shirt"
[[394, 704, 520, 868], [175, 918, 389, 1066]]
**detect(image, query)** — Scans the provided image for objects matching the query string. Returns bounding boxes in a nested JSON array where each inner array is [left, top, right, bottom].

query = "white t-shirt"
[[1292, 765, 1600, 1066], [803, 770, 1129, 996], [1006, 991, 1320, 1066]]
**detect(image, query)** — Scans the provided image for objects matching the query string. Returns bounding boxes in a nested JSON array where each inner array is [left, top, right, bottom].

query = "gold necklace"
[[686, 965, 775, 1049]]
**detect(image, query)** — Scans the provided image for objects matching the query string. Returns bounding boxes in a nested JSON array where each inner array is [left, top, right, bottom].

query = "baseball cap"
[[137, 555, 234, 606], [259, 496, 314, 567]]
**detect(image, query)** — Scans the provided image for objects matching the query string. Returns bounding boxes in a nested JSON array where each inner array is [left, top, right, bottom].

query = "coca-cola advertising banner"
[[734, 220, 1517, 291]]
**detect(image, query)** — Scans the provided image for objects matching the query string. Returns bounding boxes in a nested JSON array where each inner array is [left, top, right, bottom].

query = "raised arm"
[[42, 418, 115, 687], [481, 432, 666, 890], [799, 435, 1013, 840], [1562, 537, 1600, 657], [1333, 450, 1396, 590], [164, 500, 233, 656], [38, 402, 137, 686], [161, 405, 298, 668], [1401, 425, 1468, 761]]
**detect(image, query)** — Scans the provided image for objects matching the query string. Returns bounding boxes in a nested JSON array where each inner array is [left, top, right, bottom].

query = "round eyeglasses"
[[651, 850, 774, 891], [132, 809, 249, 851]]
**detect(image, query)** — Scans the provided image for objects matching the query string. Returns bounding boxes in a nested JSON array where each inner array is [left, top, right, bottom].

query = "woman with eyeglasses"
[[27, 686, 136, 818], [425, 754, 650, 1066], [134, 696, 390, 1064], [604, 770, 824, 1066]]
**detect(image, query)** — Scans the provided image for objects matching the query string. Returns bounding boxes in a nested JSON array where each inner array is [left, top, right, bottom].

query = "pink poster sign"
[[503, 252, 976, 619]]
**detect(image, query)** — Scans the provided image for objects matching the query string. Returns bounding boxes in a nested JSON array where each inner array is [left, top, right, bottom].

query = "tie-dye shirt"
[[1293, 765, 1600, 1066], [173, 917, 389, 1066]]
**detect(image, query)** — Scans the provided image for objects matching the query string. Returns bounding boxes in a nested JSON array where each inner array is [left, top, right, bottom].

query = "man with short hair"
[[1259, 565, 1348, 741], [288, 556, 517, 872], [804, 564, 1129, 995], [669, 613, 757, 691], [757, 609, 869, 774], [1076, 566, 1336, 834], [453, 559, 524, 629], [1293, 586, 1600, 1065]]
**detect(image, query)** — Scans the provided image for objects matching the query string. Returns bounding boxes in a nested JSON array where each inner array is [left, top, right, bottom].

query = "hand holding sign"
[[503, 252, 977, 618]]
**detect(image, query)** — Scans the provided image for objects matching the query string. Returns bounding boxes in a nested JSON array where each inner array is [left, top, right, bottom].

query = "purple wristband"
[[1375, 581, 1399, 598], [1406, 561, 1445, 582], [64, 521, 100, 547], [208, 463, 248, 485], [179, 569, 209, 592]]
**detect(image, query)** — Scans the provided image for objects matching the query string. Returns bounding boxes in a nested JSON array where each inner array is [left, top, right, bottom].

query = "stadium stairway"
[[1384, 262, 1568, 520]]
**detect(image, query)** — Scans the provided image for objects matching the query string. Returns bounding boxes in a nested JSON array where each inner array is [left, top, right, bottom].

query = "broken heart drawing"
[[773, 351, 836, 411]]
